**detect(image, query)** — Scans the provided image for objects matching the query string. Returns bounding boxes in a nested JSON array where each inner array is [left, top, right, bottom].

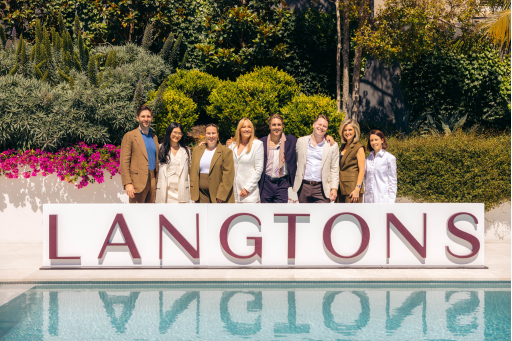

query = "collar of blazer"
[[340, 141, 358, 168], [164, 147, 187, 177], [134, 128, 150, 161], [197, 145, 223, 175]]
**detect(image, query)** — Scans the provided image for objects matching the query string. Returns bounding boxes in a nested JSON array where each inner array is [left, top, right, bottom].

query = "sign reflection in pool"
[[0, 286, 510, 340]]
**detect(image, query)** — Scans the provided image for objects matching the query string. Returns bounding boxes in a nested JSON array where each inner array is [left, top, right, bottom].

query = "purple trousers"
[[260, 176, 289, 203]]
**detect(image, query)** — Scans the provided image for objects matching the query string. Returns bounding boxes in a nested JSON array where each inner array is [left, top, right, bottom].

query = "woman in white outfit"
[[228, 118, 264, 203], [155, 122, 191, 203], [364, 130, 397, 203]]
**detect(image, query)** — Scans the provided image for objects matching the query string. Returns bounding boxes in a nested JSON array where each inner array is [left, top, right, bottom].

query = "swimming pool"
[[0, 282, 510, 340]]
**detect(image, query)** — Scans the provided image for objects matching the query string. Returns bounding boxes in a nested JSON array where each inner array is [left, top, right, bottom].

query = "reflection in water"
[[0, 286, 509, 340]]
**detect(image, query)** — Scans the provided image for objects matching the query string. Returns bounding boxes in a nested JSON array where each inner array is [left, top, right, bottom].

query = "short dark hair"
[[367, 129, 388, 151], [136, 104, 153, 117], [314, 114, 329, 125]]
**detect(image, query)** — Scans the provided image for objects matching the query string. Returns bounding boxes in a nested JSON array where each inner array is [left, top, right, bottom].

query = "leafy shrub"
[[386, 131, 511, 211], [400, 48, 511, 131], [166, 69, 221, 121], [280, 94, 345, 141], [207, 66, 299, 138], [150, 89, 198, 139]]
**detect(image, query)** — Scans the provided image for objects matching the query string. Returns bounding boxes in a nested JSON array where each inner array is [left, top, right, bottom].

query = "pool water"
[[0, 282, 509, 340]]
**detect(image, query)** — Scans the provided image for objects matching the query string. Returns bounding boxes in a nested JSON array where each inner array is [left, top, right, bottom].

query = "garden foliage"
[[386, 131, 511, 210]]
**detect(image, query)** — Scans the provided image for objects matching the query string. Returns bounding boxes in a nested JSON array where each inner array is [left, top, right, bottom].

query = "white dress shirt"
[[364, 149, 397, 203], [303, 137, 325, 182]]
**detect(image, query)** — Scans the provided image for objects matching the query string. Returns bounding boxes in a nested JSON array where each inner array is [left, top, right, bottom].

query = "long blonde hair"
[[339, 119, 361, 144], [233, 118, 256, 153]]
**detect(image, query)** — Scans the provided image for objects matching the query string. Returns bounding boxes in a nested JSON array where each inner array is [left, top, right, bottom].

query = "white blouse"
[[199, 148, 216, 174], [229, 140, 264, 203], [364, 149, 397, 203]]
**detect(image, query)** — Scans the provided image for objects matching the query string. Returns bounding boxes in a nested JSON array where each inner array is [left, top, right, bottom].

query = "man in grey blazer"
[[293, 114, 340, 203]]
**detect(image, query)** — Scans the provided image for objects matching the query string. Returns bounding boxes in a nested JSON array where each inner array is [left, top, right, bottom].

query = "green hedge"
[[383, 132, 511, 211]]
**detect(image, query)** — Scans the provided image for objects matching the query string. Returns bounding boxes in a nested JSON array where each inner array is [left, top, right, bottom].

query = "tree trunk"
[[342, 0, 350, 117], [336, 1, 342, 112], [350, 0, 369, 121]]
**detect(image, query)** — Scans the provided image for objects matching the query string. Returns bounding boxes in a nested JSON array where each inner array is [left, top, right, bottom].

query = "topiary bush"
[[149, 89, 198, 140], [280, 94, 345, 141], [206, 66, 299, 138], [166, 69, 221, 122], [386, 131, 511, 211]]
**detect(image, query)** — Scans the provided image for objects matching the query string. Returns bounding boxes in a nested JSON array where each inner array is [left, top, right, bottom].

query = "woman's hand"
[[240, 188, 249, 197], [348, 187, 360, 203], [216, 198, 225, 203]]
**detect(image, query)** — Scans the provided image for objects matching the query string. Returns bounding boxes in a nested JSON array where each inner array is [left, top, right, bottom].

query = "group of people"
[[120, 105, 397, 204]]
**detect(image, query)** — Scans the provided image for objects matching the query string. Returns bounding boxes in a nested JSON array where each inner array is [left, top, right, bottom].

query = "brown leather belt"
[[302, 180, 322, 186]]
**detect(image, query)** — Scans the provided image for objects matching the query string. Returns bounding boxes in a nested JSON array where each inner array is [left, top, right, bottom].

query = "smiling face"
[[370, 134, 384, 153], [205, 126, 219, 148], [269, 118, 283, 138], [240, 121, 253, 140], [136, 110, 152, 129], [313, 117, 328, 138], [343, 124, 355, 142], [170, 127, 183, 144]]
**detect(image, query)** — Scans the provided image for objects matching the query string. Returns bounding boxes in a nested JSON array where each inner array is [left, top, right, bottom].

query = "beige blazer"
[[155, 147, 191, 203], [120, 128, 159, 193], [292, 135, 340, 197], [190, 145, 235, 203]]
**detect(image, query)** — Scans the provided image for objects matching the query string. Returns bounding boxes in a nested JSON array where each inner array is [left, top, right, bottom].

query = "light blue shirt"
[[304, 136, 324, 182], [140, 128, 156, 171]]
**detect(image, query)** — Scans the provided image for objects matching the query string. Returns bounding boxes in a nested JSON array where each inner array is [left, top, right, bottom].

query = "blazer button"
[[209, 177, 211, 180]]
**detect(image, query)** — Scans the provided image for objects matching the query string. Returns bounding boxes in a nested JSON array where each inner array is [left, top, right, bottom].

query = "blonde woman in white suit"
[[155, 122, 191, 203], [228, 118, 264, 203]]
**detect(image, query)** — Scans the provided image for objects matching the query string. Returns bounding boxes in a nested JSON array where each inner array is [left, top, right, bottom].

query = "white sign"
[[42, 203, 484, 268]]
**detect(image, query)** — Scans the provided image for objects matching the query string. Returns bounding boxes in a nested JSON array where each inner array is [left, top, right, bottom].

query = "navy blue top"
[[140, 128, 156, 171]]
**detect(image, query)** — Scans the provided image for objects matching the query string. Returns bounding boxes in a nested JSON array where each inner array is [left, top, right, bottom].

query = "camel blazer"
[[120, 128, 159, 193], [292, 136, 340, 197], [155, 147, 191, 203], [190, 145, 235, 203]]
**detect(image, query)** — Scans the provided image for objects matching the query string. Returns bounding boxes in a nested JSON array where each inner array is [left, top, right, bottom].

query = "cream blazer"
[[155, 147, 191, 203], [228, 139, 264, 203], [292, 136, 340, 197]]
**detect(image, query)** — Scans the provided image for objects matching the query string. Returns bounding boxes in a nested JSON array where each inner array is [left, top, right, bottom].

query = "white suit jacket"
[[155, 147, 191, 203], [229, 139, 264, 203], [292, 136, 340, 197]]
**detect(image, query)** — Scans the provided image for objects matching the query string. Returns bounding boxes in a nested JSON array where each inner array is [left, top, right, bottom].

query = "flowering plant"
[[0, 143, 120, 189]]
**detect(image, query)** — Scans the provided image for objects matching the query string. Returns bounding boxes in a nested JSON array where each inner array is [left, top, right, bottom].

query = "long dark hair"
[[158, 122, 189, 164]]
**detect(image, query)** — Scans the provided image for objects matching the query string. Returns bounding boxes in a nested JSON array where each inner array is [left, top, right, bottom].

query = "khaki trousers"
[[129, 170, 156, 203]]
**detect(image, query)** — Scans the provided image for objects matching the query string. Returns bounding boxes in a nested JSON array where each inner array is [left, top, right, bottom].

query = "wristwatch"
[[356, 184, 362, 189]]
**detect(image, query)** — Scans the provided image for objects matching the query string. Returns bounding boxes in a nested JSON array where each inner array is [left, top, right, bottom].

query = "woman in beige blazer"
[[338, 119, 365, 203], [155, 122, 191, 203], [190, 124, 235, 203]]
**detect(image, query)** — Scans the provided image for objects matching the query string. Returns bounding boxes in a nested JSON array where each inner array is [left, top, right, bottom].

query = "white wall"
[[0, 174, 509, 244]]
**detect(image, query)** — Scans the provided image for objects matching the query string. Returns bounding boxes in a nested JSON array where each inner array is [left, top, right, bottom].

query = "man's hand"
[[226, 137, 234, 147], [329, 188, 337, 202], [125, 184, 135, 199], [240, 188, 249, 197], [325, 135, 335, 146], [216, 198, 225, 203]]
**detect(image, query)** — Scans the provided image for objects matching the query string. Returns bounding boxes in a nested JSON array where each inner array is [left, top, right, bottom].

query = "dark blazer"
[[120, 128, 159, 193], [258, 134, 297, 192], [190, 144, 235, 203]]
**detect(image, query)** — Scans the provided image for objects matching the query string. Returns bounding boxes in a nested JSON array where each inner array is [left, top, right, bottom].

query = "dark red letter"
[[274, 214, 310, 260], [98, 214, 141, 260], [323, 213, 370, 259], [49, 215, 80, 260], [220, 213, 262, 259], [446, 212, 480, 259], [160, 214, 200, 260], [387, 213, 427, 259]]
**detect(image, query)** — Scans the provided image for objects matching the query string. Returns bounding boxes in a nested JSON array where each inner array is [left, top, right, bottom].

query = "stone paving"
[[0, 242, 509, 282]]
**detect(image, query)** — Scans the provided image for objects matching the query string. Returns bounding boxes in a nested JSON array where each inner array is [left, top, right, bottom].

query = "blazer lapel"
[[321, 140, 329, 168], [340, 142, 354, 168], [195, 146, 206, 176], [209, 148, 222, 174], [179, 147, 187, 176], [134, 129, 149, 161]]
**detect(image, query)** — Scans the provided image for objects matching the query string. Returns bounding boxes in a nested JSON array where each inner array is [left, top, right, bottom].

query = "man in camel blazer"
[[120, 105, 159, 203], [293, 114, 339, 203]]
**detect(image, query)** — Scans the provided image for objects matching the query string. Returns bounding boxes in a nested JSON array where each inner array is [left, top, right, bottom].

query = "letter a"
[[98, 214, 141, 260]]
